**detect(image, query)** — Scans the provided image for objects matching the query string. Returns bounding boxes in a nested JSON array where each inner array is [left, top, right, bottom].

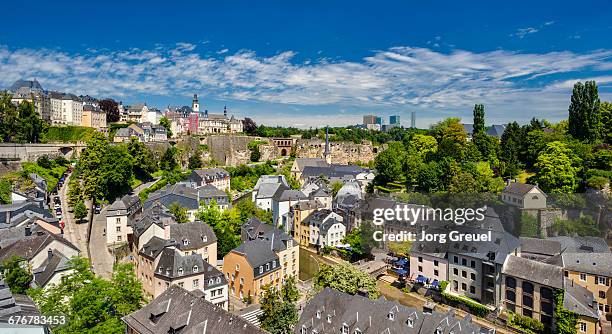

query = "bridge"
[[0, 143, 87, 162]]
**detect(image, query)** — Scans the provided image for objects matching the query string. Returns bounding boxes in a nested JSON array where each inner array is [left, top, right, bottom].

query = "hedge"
[[440, 292, 490, 318], [508, 311, 545, 334]]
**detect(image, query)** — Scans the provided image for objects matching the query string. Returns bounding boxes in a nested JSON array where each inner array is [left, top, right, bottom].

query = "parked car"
[[56, 213, 62, 219], [54, 203, 61, 210], [94, 205, 101, 214]]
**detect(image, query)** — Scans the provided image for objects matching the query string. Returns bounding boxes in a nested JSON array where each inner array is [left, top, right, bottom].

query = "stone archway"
[[280, 148, 288, 156]]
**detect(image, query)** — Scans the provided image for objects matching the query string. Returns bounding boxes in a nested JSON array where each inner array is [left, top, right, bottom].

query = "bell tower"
[[192, 94, 200, 112]]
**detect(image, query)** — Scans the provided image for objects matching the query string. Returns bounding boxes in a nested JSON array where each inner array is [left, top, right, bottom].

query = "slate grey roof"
[[0, 279, 44, 324], [502, 255, 563, 288], [519, 237, 562, 257], [168, 221, 217, 252], [241, 217, 274, 242], [32, 249, 71, 287], [547, 236, 610, 254], [273, 189, 307, 202], [122, 285, 265, 334], [154, 248, 206, 279], [188, 168, 230, 183], [232, 239, 280, 277], [563, 278, 600, 319], [558, 252, 612, 277], [296, 288, 485, 334], [0, 200, 52, 228], [462, 123, 507, 138], [256, 182, 288, 199], [254, 175, 289, 190], [144, 184, 199, 211], [447, 226, 519, 265], [139, 236, 178, 261], [131, 203, 176, 244], [197, 184, 229, 205], [502, 182, 543, 196], [294, 158, 329, 171], [0, 230, 79, 263]]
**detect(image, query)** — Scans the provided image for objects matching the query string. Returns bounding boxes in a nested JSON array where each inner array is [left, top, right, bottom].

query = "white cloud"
[[0, 43, 611, 126], [513, 27, 539, 38]]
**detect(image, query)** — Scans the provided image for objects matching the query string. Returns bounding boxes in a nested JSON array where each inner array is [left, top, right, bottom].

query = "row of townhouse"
[[128, 202, 228, 309], [8, 79, 107, 129], [162, 95, 244, 137], [113, 122, 167, 143], [409, 224, 610, 333]]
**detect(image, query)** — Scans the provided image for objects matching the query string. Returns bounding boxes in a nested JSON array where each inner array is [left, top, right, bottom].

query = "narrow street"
[[58, 172, 89, 258], [89, 206, 114, 279]]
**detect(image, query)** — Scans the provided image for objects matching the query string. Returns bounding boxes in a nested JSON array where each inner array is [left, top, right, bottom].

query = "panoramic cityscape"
[[0, 1, 610, 334]]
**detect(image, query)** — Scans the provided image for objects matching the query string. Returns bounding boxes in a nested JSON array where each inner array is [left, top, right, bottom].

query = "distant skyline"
[[1, 0, 612, 128]]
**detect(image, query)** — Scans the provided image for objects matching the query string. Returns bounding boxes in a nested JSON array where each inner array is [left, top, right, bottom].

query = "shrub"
[[508, 311, 545, 334]]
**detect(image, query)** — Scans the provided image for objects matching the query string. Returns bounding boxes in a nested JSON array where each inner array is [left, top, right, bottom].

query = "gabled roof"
[[502, 182, 544, 197], [297, 288, 484, 334], [122, 286, 265, 334], [189, 168, 230, 182], [273, 189, 307, 202], [293, 158, 329, 171], [241, 217, 274, 242], [502, 255, 563, 288], [139, 236, 178, 260], [519, 237, 561, 257], [0, 230, 79, 263], [558, 252, 612, 277], [144, 184, 199, 210], [563, 278, 599, 319], [168, 221, 217, 251], [154, 248, 206, 279], [33, 249, 72, 287], [232, 238, 280, 273]]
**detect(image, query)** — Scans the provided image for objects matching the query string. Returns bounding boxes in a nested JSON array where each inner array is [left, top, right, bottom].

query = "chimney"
[[47, 248, 53, 261], [24, 225, 31, 236]]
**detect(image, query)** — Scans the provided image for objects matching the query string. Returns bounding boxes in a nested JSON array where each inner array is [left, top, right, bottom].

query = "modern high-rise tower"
[[411, 111, 416, 128]]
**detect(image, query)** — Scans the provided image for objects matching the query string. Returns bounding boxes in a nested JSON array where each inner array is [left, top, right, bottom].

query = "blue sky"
[[1, 0, 611, 127]]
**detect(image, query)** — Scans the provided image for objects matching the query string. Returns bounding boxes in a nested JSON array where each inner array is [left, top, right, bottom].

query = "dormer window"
[[178, 267, 183, 275], [183, 239, 189, 246], [272, 260, 277, 268], [388, 312, 395, 321], [236, 264, 240, 271], [301, 325, 307, 334], [192, 265, 198, 273], [327, 315, 332, 323], [201, 235, 207, 242], [209, 278, 214, 285], [266, 263, 270, 270], [354, 329, 362, 334], [260, 265, 264, 273], [216, 277, 221, 284], [407, 319, 414, 328], [436, 328, 442, 334], [316, 310, 321, 319], [341, 324, 349, 334], [158, 267, 163, 273]]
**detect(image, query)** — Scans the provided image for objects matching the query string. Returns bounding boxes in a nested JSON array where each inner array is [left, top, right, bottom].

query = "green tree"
[[0, 93, 19, 142], [313, 263, 379, 299], [196, 202, 241, 256], [3, 256, 32, 293], [600, 101, 612, 144], [30, 258, 143, 334], [533, 141, 581, 193], [331, 181, 343, 197], [101, 145, 134, 199], [79, 132, 110, 204], [188, 152, 203, 170], [472, 104, 485, 135], [100, 99, 120, 123], [500, 122, 523, 177], [436, 119, 467, 161], [250, 145, 261, 162], [341, 221, 379, 258], [160, 146, 179, 171], [169, 202, 189, 223], [374, 142, 405, 183], [568, 81, 601, 142], [258, 277, 299, 334], [15, 101, 45, 143], [127, 137, 158, 180], [73, 201, 88, 222], [408, 134, 437, 158], [159, 116, 173, 138]]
